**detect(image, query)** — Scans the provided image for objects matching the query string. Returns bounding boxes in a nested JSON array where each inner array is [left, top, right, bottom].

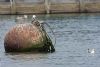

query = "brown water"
[[1, 14, 100, 67]]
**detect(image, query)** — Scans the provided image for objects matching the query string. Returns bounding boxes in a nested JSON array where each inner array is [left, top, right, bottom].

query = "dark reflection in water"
[[1, 14, 100, 67]]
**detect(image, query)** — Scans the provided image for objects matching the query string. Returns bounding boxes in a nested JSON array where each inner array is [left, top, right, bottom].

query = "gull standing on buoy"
[[31, 15, 40, 26], [32, 15, 36, 21]]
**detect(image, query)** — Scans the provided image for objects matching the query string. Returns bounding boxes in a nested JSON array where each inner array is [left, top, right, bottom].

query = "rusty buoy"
[[4, 16, 55, 53]]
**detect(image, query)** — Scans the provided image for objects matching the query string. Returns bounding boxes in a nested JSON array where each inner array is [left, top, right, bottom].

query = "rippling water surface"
[[0, 14, 100, 67]]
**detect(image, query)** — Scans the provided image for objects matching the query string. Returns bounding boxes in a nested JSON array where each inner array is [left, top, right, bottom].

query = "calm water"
[[0, 14, 100, 67]]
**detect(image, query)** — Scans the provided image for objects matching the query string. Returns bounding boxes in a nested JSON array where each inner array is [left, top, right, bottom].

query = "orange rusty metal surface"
[[4, 23, 44, 50]]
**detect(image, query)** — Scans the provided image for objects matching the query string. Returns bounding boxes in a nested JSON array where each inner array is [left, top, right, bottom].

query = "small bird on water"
[[16, 15, 28, 24], [32, 15, 36, 21], [23, 15, 28, 19], [16, 15, 27, 20], [88, 48, 95, 54]]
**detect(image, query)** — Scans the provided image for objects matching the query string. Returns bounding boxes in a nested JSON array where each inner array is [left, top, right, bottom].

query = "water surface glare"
[[0, 14, 100, 67]]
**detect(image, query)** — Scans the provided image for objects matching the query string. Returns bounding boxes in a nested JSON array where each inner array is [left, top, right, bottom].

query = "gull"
[[16, 15, 28, 24], [24, 15, 28, 19], [31, 15, 37, 24], [32, 15, 36, 18], [16, 15, 27, 20], [88, 48, 95, 54], [32, 15, 44, 23], [32, 15, 36, 20]]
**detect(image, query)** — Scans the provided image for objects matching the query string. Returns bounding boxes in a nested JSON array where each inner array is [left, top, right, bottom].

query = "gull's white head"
[[24, 15, 28, 19], [32, 15, 36, 19]]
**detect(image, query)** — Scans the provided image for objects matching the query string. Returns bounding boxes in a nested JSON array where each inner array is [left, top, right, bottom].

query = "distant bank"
[[0, 0, 100, 14]]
